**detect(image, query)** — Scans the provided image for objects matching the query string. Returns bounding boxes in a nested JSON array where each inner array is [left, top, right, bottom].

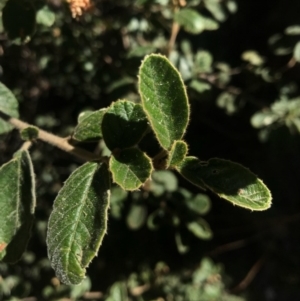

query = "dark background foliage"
[[1, 0, 300, 300]]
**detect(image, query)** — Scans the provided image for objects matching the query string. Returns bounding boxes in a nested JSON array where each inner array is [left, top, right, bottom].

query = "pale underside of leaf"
[[47, 162, 110, 285]]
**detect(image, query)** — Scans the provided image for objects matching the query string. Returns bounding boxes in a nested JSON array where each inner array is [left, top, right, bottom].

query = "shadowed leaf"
[[110, 148, 152, 191], [102, 100, 148, 151]]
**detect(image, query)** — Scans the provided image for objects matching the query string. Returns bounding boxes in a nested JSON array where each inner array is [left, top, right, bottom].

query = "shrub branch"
[[0, 110, 101, 162]]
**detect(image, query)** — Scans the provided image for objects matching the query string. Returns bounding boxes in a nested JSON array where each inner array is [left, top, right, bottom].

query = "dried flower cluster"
[[66, 0, 91, 18]]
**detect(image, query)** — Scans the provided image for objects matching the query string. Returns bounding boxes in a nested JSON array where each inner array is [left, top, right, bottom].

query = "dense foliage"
[[0, 0, 300, 300]]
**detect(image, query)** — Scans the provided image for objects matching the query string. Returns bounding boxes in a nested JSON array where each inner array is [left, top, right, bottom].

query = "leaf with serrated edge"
[[177, 156, 272, 211], [0, 82, 19, 135], [73, 109, 106, 142], [0, 150, 36, 263], [138, 54, 190, 150], [47, 162, 110, 285], [102, 100, 148, 151], [167, 140, 188, 168], [110, 148, 153, 191]]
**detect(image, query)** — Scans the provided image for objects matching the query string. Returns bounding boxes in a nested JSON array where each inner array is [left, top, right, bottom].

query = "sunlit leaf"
[[126, 204, 147, 230], [204, 0, 226, 22], [226, 0, 238, 14], [139, 54, 190, 150], [0, 82, 19, 135], [110, 186, 128, 220], [177, 157, 272, 211], [47, 162, 110, 285], [216, 92, 237, 115], [189, 80, 211, 93], [106, 282, 128, 301], [251, 111, 278, 128], [186, 218, 213, 240], [174, 8, 206, 34], [167, 140, 188, 168], [102, 100, 148, 151], [0, 150, 36, 263], [127, 45, 157, 58], [293, 41, 300, 62], [203, 17, 219, 30], [73, 109, 106, 142], [285, 25, 300, 35], [36, 6, 55, 27], [149, 170, 178, 196], [175, 231, 189, 254], [110, 148, 153, 191], [186, 193, 211, 215], [194, 50, 213, 73], [241, 50, 265, 66]]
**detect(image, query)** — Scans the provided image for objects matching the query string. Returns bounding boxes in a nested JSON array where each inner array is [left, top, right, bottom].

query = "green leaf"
[[110, 148, 153, 191], [110, 186, 128, 220], [47, 162, 110, 285], [189, 80, 211, 94], [203, 17, 219, 30], [204, 0, 226, 22], [174, 8, 205, 34], [167, 140, 188, 168], [127, 45, 157, 58], [138, 54, 190, 150], [149, 170, 178, 196], [226, 0, 238, 14], [241, 50, 265, 66], [186, 193, 211, 215], [251, 111, 278, 128], [2, 0, 36, 41], [73, 109, 106, 142], [293, 41, 300, 62], [20, 125, 39, 141], [186, 218, 213, 240], [102, 100, 148, 151], [0, 150, 36, 263], [285, 25, 300, 35], [126, 204, 147, 230], [216, 92, 237, 115], [36, 6, 55, 27], [177, 157, 272, 211], [175, 232, 189, 254], [106, 282, 128, 301], [194, 50, 213, 73], [0, 0, 8, 10], [0, 82, 19, 135]]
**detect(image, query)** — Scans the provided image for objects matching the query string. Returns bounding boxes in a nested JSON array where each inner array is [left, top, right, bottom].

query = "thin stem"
[[168, 21, 180, 55], [167, 0, 185, 55], [0, 111, 102, 162], [19, 140, 33, 152]]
